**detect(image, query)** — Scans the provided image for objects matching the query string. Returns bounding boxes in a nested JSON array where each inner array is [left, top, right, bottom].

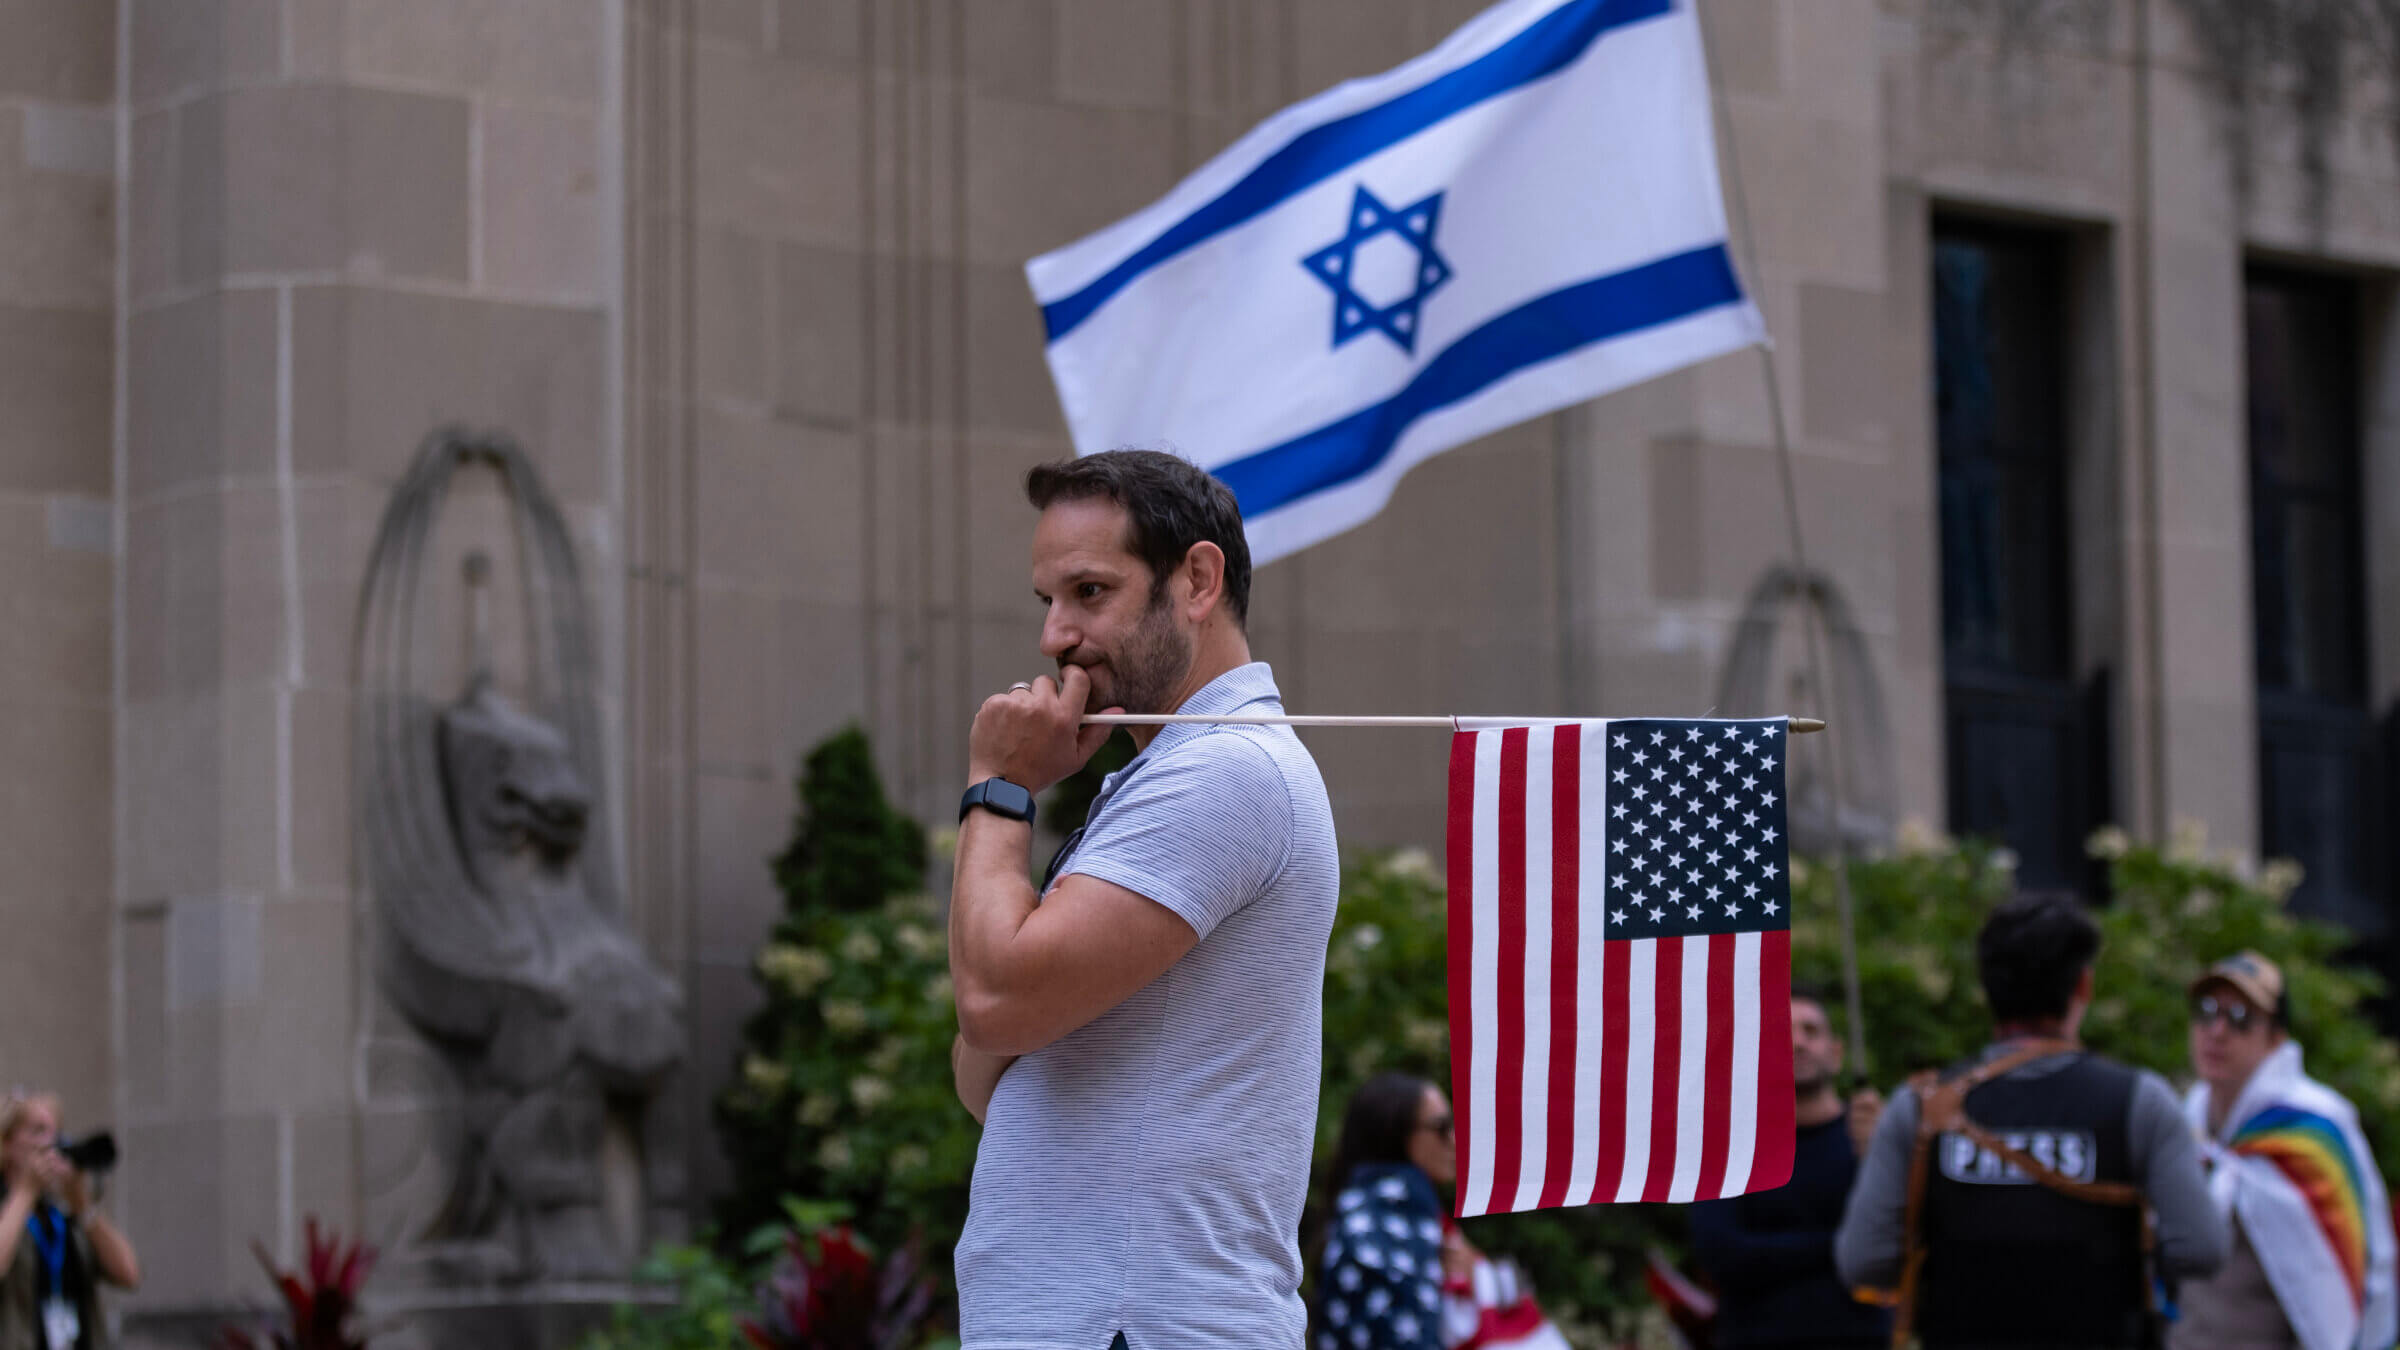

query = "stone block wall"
[[110, 0, 623, 1317], [0, 0, 116, 1151]]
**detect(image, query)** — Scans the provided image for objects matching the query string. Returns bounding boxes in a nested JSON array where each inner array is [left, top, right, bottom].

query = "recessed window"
[[1933, 219, 2108, 894], [2246, 266, 2379, 929]]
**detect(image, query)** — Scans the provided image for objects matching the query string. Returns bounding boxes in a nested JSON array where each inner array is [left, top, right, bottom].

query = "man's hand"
[[1847, 1087, 1885, 1159], [0, 1148, 33, 1204], [60, 1164, 91, 1216], [966, 666, 1121, 794]]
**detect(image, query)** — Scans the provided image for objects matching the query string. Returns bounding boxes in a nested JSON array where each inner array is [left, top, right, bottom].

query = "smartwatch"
[[959, 777, 1037, 828]]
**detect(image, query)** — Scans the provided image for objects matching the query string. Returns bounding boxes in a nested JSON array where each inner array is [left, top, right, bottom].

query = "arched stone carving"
[[354, 427, 683, 1284], [1713, 566, 1895, 853]]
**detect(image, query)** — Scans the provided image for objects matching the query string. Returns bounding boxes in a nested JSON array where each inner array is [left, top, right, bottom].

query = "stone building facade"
[[0, 0, 2393, 1335]]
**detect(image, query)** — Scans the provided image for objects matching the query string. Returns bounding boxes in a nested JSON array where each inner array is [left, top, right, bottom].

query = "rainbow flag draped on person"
[[2228, 1102, 2372, 1306], [2184, 1040, 2397, 1350]]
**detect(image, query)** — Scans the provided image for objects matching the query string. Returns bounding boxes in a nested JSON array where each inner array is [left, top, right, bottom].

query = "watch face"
[[963, 777, 1035, 824], [991, 779, 1033, 816]]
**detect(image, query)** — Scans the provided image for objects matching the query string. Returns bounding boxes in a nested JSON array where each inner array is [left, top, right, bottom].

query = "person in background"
[[1, 1090, 138, 1350], [1690, 986, 1889, 1349], [1316, 1073, 1471, 1350], [1835, 892, 2225, 1349], [2171, 951, 2396, 1350]]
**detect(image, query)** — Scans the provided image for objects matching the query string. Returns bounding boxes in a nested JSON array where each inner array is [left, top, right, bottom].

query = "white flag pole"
[[1695, 0, 1872, 1077], [1082, 714, 1828, 731]]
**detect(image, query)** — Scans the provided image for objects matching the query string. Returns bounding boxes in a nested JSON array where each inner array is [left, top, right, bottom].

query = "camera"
[[56, 1132, 115, 1175]]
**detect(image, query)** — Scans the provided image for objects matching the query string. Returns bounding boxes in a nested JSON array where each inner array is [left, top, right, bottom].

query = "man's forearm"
[[1833, 1088, 1918, 1289], [948, 809, 1039, 1049], [0, 1186, 30, 1273], [81, 1208, 139, 1288], [2129, 1074, 2227, 1277], [952, 1035, 1016, 1124]]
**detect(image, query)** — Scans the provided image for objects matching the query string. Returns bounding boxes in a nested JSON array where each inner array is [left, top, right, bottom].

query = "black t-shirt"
[[1690, 1114, 1890, 1349]]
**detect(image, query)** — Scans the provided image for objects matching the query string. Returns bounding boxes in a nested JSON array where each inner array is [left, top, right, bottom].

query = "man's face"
[[1791, 997, 1841, 1095], [2189, 981, 2283, 1099], [1031, 497, 1193, 716]]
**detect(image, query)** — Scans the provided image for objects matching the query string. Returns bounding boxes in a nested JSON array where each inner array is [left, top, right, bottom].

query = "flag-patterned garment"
[[2229, 1104, 2371, 1309], [1445, 717, 1795, 1218]]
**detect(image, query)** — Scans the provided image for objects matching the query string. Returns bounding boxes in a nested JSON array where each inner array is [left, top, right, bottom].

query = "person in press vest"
[[0, 1092, 138, 1350], [947, 450, 1339, 1350], [1691, 987, 1890, 1350], [2170, 952, 2395, 1350], [1834, 892, 2226, 1349]]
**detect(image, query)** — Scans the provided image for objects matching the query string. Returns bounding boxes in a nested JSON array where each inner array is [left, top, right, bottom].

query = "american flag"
[[1445, 717, 1795, 1217]]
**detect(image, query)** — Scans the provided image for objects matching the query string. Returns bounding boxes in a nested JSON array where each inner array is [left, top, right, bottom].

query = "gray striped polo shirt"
[[957, 661, 1339, 1349]]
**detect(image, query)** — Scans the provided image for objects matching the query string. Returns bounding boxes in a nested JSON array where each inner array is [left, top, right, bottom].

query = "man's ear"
[[1182, 541, 1227, 621]]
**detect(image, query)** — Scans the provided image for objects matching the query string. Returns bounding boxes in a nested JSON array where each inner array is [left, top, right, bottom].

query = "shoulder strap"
[[1889, 1040, 2144, 1347], [1913, 1041, 2143, 1207]]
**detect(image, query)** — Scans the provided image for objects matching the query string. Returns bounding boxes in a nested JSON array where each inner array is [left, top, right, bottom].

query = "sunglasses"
[[1417, 1115, 1454, 1141], [2190, 993, 2262, 1032]]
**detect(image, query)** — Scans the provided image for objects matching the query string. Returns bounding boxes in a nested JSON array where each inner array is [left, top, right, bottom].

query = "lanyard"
[[25, 1204, 67, 1282]]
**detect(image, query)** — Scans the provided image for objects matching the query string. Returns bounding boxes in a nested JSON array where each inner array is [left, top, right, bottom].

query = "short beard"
[[1090, 590, 1192, 715]]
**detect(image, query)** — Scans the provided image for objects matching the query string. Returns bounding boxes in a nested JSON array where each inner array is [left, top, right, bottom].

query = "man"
[[1691, 987, 1889, 1349], [2171, 952, 2396, 1350], [1835, 892, 2226, 1348], [947, 449, 1339, 1350]]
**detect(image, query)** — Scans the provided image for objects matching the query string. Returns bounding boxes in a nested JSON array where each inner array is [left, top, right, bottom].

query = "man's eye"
[[1078, 583, 1104, 600]]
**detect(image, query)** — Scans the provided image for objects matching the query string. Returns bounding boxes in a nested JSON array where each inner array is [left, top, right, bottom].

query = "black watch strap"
[[959, 777, 1037, 828]]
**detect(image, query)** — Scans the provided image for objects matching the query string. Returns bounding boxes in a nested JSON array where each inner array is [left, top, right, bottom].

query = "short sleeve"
[[1062, 733, 1292, 941]]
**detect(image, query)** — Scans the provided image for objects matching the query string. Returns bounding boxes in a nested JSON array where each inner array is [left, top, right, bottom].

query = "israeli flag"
[[1027, 0, 1764, 564]]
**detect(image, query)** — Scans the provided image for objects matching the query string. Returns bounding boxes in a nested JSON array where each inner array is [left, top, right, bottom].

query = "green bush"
[[715, 727, 973, 1289], [1785, 831, 2017, 1080], [578, 1241, 754, 1350]]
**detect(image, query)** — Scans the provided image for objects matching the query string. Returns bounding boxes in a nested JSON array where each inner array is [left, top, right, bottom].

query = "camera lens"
[[56, 1132, 115, 1175]]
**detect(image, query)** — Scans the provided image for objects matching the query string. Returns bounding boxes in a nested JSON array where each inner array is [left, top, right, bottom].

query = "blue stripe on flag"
[[1039, 0, 1673, 343], [1215, 243, 1743, 518]]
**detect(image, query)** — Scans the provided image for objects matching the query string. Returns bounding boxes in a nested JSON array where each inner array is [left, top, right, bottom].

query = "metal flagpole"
[[1693, 0, 1874, 1076], [1083, 714, 1830, 730]]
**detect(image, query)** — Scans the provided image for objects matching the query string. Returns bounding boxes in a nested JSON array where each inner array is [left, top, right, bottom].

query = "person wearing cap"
[[1834, 892, 2226, 1348], [2171, 952, 2396, 1350]]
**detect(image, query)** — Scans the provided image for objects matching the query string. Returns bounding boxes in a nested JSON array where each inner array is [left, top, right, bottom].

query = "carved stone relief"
[[1713, 566, 1896, 854], [354, 428, 684, 1285]]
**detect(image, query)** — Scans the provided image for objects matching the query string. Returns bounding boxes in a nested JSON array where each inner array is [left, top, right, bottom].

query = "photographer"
[[1, 1091, 137, 1350]]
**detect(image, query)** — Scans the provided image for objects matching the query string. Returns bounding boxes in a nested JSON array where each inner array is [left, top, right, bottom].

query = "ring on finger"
[[1009, 681, 1033, 693]]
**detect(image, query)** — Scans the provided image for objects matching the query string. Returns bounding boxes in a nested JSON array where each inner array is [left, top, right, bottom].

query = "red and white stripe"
[[1444, 722, 1794, 1217]]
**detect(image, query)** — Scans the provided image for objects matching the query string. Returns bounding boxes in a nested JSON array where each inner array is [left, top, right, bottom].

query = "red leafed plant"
[[216, 1218, 378, 1350], [741, 1225, 933, 1350]]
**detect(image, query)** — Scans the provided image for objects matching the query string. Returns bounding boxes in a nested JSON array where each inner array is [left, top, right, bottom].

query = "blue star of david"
[[1300, 184, 1453, 355]]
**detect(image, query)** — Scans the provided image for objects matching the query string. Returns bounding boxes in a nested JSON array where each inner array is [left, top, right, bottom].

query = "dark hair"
[[1321, 1072, 1434, 1209], [1024, 449, 1252, 625], [1789, 982, 1833, 1018], [1976, 891, 2101, 1023]]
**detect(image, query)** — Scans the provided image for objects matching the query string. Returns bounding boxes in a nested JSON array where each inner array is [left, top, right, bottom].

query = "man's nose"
[[1040, 611, 1078, 662]]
